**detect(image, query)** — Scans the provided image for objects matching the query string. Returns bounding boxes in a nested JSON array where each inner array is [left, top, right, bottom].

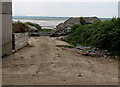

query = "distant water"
[[12, 16, 112, 29], [100, 18, 112, 21], [13, 19, 67, 29], [13, 16, 69, 29]]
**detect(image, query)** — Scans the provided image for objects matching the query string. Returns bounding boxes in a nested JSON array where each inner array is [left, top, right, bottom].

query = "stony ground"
[[2, 36, 118, 85]]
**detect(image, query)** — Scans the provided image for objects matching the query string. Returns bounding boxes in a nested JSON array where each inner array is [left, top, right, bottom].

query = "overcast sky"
[[12, 0, 119, 17]]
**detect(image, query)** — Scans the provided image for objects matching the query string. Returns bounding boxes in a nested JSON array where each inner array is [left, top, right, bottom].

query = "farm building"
[[54, 17, 101, 35]]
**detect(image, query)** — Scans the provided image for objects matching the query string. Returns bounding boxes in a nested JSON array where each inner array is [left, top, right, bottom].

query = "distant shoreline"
[[13, 16, 112, 21], [12, 16, 112, 29], [12, 17, 67, 29], [13, 16, 70, 21]]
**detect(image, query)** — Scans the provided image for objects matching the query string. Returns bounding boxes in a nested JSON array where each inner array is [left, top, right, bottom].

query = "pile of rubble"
[[75, 46, 118, 58]]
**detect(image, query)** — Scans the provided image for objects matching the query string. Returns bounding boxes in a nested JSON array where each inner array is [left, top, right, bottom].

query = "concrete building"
[[0, 0, 12, 58]]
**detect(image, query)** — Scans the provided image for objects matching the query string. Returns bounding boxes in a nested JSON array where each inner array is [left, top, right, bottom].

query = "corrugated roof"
[[55, 17, 100, 34]]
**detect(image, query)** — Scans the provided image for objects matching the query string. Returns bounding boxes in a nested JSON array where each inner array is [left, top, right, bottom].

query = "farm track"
[[2, 36, 118, 85]]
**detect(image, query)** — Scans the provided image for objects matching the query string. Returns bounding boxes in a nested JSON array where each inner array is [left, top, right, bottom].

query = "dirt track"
[[2, 36, 118, 85]]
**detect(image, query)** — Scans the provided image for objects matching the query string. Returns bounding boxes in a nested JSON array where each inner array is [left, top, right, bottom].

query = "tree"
[[80, 17, 86, 25]]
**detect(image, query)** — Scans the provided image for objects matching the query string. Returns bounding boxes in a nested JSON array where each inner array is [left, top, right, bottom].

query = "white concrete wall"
[[0, 1, 12, 58], [14, 33, 29, 51]]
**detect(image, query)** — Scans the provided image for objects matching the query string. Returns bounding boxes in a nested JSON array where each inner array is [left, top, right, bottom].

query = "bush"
[[80, 17, 86, 25], [64, 18, 120, 56], [12, 22, 28, 33], [13, 22, 42, 33]]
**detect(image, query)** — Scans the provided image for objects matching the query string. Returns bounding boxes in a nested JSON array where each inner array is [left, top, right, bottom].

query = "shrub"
[[64, 18, 120, 55], [12, 22, 28, 33]]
